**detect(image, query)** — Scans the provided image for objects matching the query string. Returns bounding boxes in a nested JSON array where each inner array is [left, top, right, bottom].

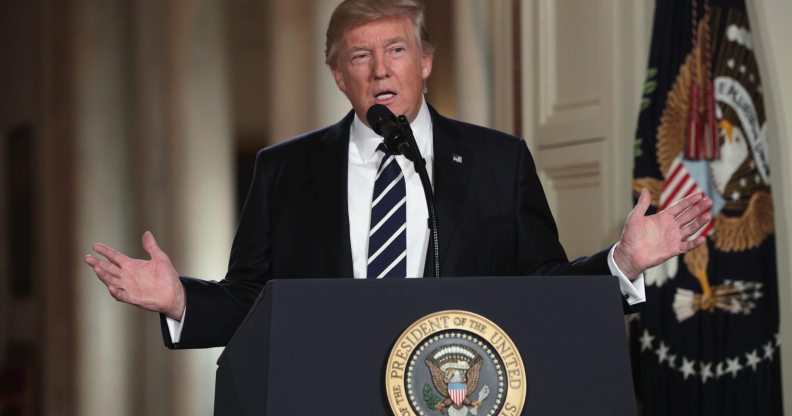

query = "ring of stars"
[[638, 329, 779, 384]]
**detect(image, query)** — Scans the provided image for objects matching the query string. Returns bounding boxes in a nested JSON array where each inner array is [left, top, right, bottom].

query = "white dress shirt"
[[167, 98, 645, 343]]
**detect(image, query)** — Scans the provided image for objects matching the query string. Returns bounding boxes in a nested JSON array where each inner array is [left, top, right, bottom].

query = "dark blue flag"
[[630, 0, 781, 414]]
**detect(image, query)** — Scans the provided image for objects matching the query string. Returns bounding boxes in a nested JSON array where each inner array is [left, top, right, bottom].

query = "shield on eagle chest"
[[448, 382, 466, 407]]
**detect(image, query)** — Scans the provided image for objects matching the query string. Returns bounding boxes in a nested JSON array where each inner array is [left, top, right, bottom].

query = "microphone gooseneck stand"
[[396, 115, 440, 279]]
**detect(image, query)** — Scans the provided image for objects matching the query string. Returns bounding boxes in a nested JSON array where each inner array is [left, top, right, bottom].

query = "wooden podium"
[[214, 276, 637, 415]]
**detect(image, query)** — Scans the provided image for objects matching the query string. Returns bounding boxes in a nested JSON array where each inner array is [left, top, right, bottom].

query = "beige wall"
[[37, 0, 232, 414], [748, 0, 792, 410], [520, 0, 654, 256]]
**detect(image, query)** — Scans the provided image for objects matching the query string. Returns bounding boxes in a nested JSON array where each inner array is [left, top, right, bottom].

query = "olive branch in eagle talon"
[[423, 384, 442, 409]]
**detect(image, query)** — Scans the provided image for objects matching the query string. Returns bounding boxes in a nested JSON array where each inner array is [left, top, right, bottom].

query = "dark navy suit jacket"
[[161, 106, 613, 349]]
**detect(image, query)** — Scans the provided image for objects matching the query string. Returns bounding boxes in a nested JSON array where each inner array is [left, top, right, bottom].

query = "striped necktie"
[[367, 144, 407, 278]]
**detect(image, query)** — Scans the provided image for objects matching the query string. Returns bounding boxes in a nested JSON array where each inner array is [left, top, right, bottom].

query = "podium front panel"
[[216, 276, 636, 416]]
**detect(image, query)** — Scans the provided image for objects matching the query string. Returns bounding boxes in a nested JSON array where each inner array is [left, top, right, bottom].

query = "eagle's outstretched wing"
[[466, 356, 483, 396], [425, 359, 449, 397]]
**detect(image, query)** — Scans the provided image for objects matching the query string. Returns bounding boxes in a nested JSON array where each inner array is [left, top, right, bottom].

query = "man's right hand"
[[84, 231, 186, 320]]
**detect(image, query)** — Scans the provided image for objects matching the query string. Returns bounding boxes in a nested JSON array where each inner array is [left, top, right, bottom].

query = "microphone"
[[366, 104, 414, 159]]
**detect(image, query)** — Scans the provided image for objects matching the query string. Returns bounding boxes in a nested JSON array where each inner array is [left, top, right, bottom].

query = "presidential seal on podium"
[[386, 310, 526, 416]]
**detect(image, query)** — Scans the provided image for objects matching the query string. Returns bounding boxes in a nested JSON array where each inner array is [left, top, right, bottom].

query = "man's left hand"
[[614, 188, 713, 279]]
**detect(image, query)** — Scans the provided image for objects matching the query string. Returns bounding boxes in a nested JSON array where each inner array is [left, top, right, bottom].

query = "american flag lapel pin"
[[452, 154, 463, 164]]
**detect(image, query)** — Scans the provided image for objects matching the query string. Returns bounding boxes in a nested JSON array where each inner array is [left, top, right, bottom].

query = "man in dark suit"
[[84, 0, 712, 349]]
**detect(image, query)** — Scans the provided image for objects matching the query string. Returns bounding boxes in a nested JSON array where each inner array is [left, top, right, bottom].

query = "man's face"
[[331, 17, 433, 124]]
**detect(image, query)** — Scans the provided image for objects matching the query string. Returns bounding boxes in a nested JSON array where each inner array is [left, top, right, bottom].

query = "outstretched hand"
[[84, 231, 185, 320], [614, 189, 713, 279]]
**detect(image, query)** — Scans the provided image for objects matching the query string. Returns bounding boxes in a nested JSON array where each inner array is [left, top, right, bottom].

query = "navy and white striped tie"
[[367, 144, 407, 278]]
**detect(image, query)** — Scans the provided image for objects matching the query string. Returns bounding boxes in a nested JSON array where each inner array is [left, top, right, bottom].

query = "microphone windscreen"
[[366, 104, 396, 136]]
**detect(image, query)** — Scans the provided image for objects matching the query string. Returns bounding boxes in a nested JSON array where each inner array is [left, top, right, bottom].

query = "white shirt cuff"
[[166, 306, 187, 344], [607, 243, 646, 306]]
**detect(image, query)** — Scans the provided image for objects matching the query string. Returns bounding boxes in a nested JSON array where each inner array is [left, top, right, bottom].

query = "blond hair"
[[325, 0, 435, 68]]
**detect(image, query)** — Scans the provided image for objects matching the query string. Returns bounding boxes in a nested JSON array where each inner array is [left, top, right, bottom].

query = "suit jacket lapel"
[[426, 106, 471, 276], [309, 112, 354, 278]]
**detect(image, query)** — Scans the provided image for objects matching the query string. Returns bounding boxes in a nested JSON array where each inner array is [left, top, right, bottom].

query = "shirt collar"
[[350, 98, 432, 162]]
